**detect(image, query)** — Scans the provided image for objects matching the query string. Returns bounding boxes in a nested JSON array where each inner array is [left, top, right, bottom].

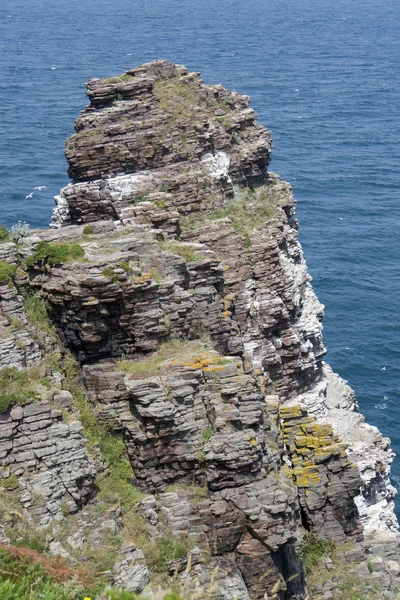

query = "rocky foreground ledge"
[[0, 60, 399, 600]]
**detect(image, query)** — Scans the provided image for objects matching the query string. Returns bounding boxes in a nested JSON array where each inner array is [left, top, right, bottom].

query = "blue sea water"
[[1, 0, 400, 511]]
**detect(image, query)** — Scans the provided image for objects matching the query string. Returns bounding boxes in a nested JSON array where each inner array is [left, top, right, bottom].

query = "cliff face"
[[1, 60, 399, 600]]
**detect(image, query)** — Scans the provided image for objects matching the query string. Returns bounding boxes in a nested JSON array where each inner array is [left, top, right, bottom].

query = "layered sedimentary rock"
[[1, 60, 400, 599]]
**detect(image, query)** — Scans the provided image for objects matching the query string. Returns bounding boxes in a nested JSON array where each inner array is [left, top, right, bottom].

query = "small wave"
[[374, 403, 387, 409]]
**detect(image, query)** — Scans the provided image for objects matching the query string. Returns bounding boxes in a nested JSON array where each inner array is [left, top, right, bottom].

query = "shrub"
[[0, 224, 9, 242], [26, 241, 85, 267], [9, 221, 30, 243], [0, 261, 16, 284], [299, 532, 336, 573], [83, 225, 95, 235], [23, 294, 56, 335]]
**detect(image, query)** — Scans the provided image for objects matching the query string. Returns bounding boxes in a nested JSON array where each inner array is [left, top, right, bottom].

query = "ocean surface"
[[1, 0, 400, 512]]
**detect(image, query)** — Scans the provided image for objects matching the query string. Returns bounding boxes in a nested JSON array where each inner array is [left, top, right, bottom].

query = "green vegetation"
[[0, 366, 42, 413], [103, 73, 133, 84], [154, 199, 167, 208], [147, 265, 163, 282], [101, 266, 119, 280], [0, 547, 79, 600], [165, 482, 208, 502], [180, 185, 280, 248], [0, 261, 16, 283], [157, 239, 205, 262], [26, 241, 85, 267], [99, 593, 182, 600], [131, 193, 149, 205], [64, 354, 144, 509], [301, 533, 382, 600], [153, 79, 205, 120], [83, 225, 95, 235], [202, 426, 214, 445], [0, 545, 174, 600], [0, 224, 9, 242], [147, 533, 194, 574], [118, 261, 134, 275], [116, 340, 203, 378], [0, 542, 187, 600], [197, 426, 214, 469], [8, 317, 23, 331], [65, 353, 195, 580], [299, 532, 336, 573], [23, 293, 57, 336], [0, 472, 19, 491]]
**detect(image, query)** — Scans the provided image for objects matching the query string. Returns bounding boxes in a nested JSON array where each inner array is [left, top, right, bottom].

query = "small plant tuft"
[[0, 367, 41, 413], [1, 473, 19, 491], [0, 261, 17, 284], [26, 241, 85, 267], [23, 293, 57, 336], [157, 239, 205, 262], [202, 426, 214, 445], [299, 532, 336, 573]]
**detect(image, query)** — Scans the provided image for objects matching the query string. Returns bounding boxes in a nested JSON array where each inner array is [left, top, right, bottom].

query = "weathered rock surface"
[[1, 60, 399, 599], [0, 400, 95, 524]]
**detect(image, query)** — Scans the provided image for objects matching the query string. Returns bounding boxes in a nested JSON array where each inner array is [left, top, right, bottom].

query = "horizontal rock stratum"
[[1, 60, 399, 600]]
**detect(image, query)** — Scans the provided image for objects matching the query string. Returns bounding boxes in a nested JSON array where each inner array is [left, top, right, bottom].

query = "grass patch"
[[301, 534, 382, 600], [165, 483, 208, 502], [0, 473, 19, 491], [131, 193, 150, 205], [102, 73, 133, 84], [0, 261, 16, 284], [116, 340, 204, 378], [202, 426, 214, 444], [118, 261, 134, 275], [0, 367, 43, 413], [157, 239, 205, 262], [26, 241, 85, 267], [153, 79, 206, 120], [180, 184, 280, 247], [147, 266, 163, 282], [83, 225, 95, 235], [102, 266, 119, 281], [0, 547, 77, 600], [154, 199, 167, 208], [146, 534, 194, 574], [23, 293, 57, 336], [299, 532, 336, 573]]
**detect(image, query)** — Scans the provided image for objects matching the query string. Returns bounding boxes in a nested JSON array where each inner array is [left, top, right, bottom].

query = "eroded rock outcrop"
[[1, 60, 399, 599]]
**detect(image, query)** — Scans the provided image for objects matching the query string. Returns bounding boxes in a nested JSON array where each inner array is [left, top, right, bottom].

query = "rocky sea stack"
[[0, 60, 399, 600]]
